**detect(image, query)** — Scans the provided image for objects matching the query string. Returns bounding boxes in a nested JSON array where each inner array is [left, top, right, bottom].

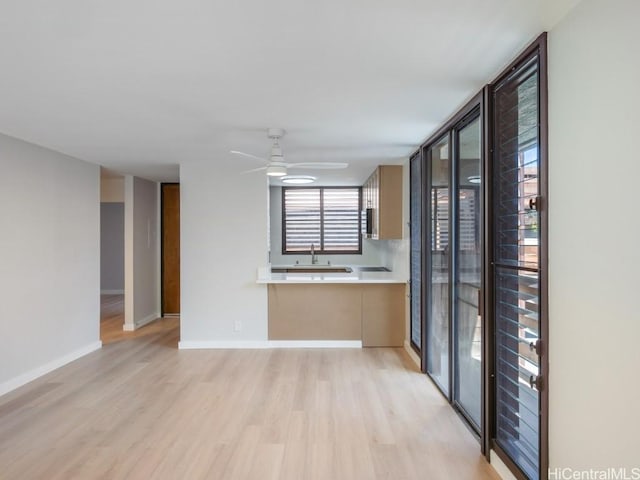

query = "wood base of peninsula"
[[267, 283, 405, 347]]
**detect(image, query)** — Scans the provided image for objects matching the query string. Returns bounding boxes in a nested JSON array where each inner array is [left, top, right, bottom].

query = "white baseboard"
[[404, 340, 421, 369], [101, 289, 124, 295], [0, 341, 102, 398], [123, 312, 159, 331], [178, 340, 363, 350], [179, 340, 270, 349], [489, 450, 517, 480], [269, 340, 362, 348]]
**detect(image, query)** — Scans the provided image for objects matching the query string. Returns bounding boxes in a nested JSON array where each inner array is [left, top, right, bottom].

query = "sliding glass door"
[[454, 115, 482, 429], [426, 135, 451, 395], [408, 33, 547, 480], [410, 152, 423, 352], [423, 106, 483, 431]]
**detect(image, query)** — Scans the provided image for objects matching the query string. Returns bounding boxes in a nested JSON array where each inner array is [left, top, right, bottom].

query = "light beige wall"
[[548, 0, 640, 470], [100, 177, 124, 202]]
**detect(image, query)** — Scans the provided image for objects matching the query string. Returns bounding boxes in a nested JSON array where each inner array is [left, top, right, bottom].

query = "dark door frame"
[[484, 32, 548, 480], [406, 32, 548, 480], [409, 150, 424, 355], [418, 90, 485, 434]]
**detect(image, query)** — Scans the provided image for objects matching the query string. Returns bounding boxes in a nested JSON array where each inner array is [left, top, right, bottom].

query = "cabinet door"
[[377, 165, 403, 239], [362, 284, 405, 347], [363, 175, 372, 238], [372, 168, 380, 239]]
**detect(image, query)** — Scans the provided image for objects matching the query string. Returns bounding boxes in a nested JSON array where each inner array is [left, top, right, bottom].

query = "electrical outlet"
[[234, 320, 242, 332]]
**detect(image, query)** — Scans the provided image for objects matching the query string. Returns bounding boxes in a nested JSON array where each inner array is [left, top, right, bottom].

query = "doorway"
[[100, 169, 126, 342]]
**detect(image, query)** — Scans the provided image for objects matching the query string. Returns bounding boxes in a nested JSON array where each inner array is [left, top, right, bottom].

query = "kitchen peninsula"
[[257, 266, 406, 347]]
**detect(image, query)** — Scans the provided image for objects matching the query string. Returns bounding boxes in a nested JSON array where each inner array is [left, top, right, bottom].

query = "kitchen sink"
[[271, 266, 353, 273]]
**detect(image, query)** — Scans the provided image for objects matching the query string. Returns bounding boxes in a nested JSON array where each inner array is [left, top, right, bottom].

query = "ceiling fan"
[[231, 128, 348, 176]]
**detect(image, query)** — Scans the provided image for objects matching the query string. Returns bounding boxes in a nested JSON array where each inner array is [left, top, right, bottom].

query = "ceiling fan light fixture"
[[281, 175, 316, 184], [266, 165, 287, 177], [467, 175, 481, 184]]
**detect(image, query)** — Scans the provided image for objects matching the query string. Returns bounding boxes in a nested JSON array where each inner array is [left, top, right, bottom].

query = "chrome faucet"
[[310, 243, 319, 264]]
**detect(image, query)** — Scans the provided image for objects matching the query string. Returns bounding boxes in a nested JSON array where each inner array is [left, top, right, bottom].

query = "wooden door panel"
[[162, 184, 180, 315]]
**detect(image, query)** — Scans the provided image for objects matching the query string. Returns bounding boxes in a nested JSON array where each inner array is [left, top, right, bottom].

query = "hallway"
[[100, 294, 178, 345]]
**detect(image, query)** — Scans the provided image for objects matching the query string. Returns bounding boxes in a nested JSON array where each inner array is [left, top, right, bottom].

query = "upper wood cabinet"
[[362, 165, 403, 240]]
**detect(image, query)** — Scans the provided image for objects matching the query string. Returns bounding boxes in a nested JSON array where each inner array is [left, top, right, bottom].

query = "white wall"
[[548, 0, 640, 470], [269, 186, 385, 266], [123, 176, 160, 329], [100, 202, 125, 292], [0, 133, 101, 395], [180, 161, 269, 347]]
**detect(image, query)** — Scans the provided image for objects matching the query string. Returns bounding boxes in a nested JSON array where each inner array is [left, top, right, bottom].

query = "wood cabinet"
[[362, 165, 403, 240], [268, 283, 405, 346], [268, 284, 362, 341], [361, 283, 405, 347]]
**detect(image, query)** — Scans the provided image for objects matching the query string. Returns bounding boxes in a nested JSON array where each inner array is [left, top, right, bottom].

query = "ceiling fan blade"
[[287, 162, 349, 170], [240, 166, 268, 174], [230, 150, 268, 162]]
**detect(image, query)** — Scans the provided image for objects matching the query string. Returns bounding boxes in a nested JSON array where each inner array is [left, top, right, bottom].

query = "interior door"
[[491, 53, 544, 480], [162, 183, 180, 315]]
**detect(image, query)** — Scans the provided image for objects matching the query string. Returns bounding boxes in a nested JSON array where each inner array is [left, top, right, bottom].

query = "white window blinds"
[[283, 187, 361, 253]]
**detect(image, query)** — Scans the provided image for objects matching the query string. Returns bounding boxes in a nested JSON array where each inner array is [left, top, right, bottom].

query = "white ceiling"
[[0, 0, 578, 185]]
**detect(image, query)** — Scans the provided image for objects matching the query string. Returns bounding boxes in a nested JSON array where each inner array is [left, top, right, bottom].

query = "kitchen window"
[[282, 187, 362, 254]]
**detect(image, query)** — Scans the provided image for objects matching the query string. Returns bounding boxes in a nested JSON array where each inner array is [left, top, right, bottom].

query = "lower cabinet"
[[268, 283, 405, 346], [361, 284, 405, 347]]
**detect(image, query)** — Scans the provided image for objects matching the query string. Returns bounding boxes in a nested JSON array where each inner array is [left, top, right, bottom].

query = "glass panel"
[[493, 55, 540, 480], [455, 116, 482, 428], [410, 154, 422, 350], [427, 135, 450, 394]]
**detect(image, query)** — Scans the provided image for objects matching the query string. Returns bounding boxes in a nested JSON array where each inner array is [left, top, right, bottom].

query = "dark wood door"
[[162, 184, 180, 315]]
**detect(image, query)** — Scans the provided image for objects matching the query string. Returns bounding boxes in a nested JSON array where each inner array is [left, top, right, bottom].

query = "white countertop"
[[257, 265, 407, 284]]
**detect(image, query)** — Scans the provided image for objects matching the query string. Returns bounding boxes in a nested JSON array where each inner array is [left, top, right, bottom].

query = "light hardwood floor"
[[1, 317, 499, 479], [100, 294, 178, 345]]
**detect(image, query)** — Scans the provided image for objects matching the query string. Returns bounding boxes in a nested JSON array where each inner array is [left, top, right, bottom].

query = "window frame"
[[281, 186, 363, 255]]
